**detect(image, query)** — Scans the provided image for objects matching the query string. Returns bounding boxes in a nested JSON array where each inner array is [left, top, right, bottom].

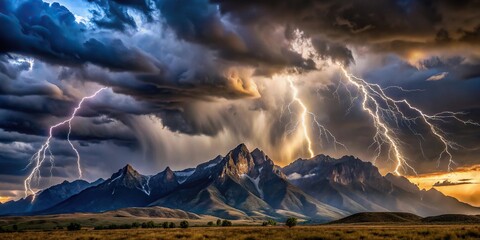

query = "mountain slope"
[[43, 165, 178, 214], [5, 144, 478, 221], [0, 179, 103, 215], [150, 144, 344, 221], [283, 155, 480, 216], [385, 173, 480, 216]]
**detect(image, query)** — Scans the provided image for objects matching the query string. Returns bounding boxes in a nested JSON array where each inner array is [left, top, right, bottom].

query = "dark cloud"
[[214, 0, 480, 60], [156, 0, 316, 72], [0, 0, 480, 200], [87, 0, 153, 30], [433, 179, 474, 187], [0, 0, 158, 72]]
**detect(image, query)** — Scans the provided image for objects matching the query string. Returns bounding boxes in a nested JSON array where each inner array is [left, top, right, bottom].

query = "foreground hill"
[[100, 206, 203, 219], [330, 212, 423, 224], [421, 214, 480, 223], [331, 212, 480, 224], [2, 144, 479, 221]]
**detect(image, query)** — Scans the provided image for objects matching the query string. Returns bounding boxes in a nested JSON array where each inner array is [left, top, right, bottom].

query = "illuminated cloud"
[[427, 72, 449, 81]]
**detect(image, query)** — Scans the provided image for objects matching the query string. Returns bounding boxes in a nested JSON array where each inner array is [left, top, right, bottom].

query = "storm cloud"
[[0, 0, 479, 200]]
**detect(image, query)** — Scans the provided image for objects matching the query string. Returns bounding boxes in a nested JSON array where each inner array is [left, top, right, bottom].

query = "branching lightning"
[[286, 75, 315, 157], [285, 75, 346, 157], [339, 67, 480, 175], [290, 29, 480, 175], [24, 87, 108, 199], [280, 30, 347, 158]]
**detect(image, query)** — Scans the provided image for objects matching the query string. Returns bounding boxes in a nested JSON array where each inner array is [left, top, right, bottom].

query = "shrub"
[[285, 217, 297, 228], [131, 222, 141, 228], [221, 220, 232, 227], [162, 222, 169, 228], [207, 221, 214, 226], [141, 221, 155, 228], [67, 222, 81, 231], [169, 222, 176, 228], [12, 224, 18, 231], [94, 226, 103, 230], [262, 219, 277, 226], [216, 219, 222, 226], [180, 220, 189, 228]]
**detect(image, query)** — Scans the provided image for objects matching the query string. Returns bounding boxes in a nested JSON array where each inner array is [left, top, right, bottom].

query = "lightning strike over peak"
[[286, 76, 315, 158], [338, 66, 480, 175], [24, 87, 108, 199], [290, 29, 480, 175], [282, 30, 347, 159]]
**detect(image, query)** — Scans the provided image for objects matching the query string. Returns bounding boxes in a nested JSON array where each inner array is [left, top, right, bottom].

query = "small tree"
[[216, 219, 222, 226], [221, 220, 232, 226], [207, 221, 214, 227], [67, 222, 81, 231], [12, 224, 18, 231], [162, 222, 169, 228], [179, 220, 189, 228], [285, 217, 297, 228], [169, 222, 176, 228]]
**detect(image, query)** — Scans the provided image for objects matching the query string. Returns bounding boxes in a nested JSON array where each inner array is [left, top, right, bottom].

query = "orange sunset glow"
[[407, 164, 480, 207]]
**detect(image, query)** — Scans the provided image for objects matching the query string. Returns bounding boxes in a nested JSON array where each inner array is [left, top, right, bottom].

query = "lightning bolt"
[[285, 75, 346, 158], [338, 67, 417, 175], [280, 30, 346, 159], [290, 29, 480, 175], [24, 87, 108, 199], [286, 75, 315, 157], [339, 67, 480, 174]]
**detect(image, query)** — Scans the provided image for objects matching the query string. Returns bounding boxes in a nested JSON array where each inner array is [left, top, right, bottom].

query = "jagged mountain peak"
[[233, 143, 249, 152], [106, 164, 147, 190], [6, 145, 478, 220], [163, 166, 174, 176], [154, 166, 177, 183], [224, 143, 255, 176], [251, 148, 267, 165], [228, 143, 252, 162], [122, 164, 136, 173]]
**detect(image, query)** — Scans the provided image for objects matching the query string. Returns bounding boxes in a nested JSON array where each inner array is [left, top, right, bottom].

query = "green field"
[[1, 225, 479, 240]]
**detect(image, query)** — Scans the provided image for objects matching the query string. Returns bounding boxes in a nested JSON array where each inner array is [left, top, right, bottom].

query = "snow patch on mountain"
[[240, 174, 263, 199], [287, 172, 316, 180]]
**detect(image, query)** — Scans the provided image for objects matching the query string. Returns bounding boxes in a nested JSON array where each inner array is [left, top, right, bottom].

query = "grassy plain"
[[1, 224, 479, 240]]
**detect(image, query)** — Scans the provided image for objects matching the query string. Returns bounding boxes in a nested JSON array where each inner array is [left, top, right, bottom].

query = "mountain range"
[[1, 144, 478, 222]]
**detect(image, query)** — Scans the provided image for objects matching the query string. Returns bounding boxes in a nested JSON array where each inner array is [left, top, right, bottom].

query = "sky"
[[0, 0, 479, 205]]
